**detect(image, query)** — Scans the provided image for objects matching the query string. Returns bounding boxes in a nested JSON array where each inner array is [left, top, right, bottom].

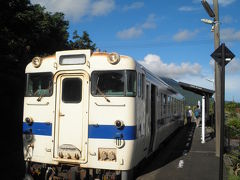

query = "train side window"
[[126, 71, 137, 96], [141, 74, 145, 99], [138, 73, 142, 97], [167, 96, 171, 115], [174, 99, 176, 114], [163, 94, 167, 115], [160, 92, 162, 116], [25, 72, 53, 97], [146, 84, 149, 113], [177, 101, 179, 113], [62, 78, 82, 103]]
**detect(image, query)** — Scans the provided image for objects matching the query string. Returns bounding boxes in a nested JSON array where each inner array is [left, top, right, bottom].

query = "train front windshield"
[[25, 72, 53, 97], [91, 70, 136, 97]]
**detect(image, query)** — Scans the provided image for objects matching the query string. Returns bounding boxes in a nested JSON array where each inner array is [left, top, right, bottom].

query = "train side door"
[[145, 82, 151, 153], [148, 84, 156, 153], [54, 73, 89, 163]]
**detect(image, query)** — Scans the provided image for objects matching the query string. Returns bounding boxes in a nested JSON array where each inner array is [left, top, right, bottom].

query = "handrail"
[[27, 102, 49, 106], [94, 102, 125, 107]]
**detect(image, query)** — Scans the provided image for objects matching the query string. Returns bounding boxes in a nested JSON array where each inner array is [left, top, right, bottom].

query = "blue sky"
[[31, 0, 240, 102]]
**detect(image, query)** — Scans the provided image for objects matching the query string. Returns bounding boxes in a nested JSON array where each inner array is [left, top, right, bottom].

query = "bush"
[[226, 117, 240, 138], [227, 117, 240, 129]]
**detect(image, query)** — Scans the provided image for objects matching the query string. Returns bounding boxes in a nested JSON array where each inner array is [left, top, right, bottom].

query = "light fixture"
[[201, 0, 215, 18], [115, 120, 124, 129], [108, 52, 120, 65], [108, 151, 116, 161], [25, 117, 33, 125], [32, 57, 42, 68], [211, 25, 215, 32], [100, 151, 108, 161], [201, 18, 214, 25]]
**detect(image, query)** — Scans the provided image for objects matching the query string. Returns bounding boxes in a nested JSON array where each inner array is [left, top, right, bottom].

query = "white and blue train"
[[23, 49, 185, 179]]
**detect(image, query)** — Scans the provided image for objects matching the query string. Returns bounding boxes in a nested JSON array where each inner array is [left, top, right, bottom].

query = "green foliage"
[[0, 0, 70, 66], [226, 151, 240, 179], [227, 117, 240, 129], [68, 30, 96, 51], [226, 102, 240, 118]]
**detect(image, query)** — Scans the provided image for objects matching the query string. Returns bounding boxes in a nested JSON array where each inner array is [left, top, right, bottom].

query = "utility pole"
[[211, 44, 235, 180], [213, 0, 221, 158], [201, 0, 220, 157], [202, 1, 235, 180]]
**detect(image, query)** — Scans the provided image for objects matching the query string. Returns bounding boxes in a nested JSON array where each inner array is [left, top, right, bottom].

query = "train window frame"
[[173, 98, 177, 114], [141, 74, 145, 100], [167, 96, 171, 115], [159, 92, 163, 116], [163, 94, 167, 115], [62, 78, 82, 103], [91, 70, 137, 97], [59, 54, 86, 65], [146, 84, 149, 113], [137, 73, 142, 97], [25, 72, 53, 97], [126, 70, 137, 97]]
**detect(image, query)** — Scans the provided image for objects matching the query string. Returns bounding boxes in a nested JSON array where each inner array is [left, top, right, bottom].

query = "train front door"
[[54, 73, 89, 163]]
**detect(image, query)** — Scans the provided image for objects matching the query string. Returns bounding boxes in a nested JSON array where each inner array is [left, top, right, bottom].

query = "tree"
[[68, 30, 96, 51], [0, 1, 70, 179], [0, 0, 69, 68]]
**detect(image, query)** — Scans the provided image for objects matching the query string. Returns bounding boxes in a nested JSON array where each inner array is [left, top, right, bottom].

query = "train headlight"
[[115, 120, 124, 129], [108, 151, 116, 161], [98, 148, 116, 161], [108, 52, 120, 65], [100, 151, 108, 161], [32, 56, 42, 68], [25, 117, 33, 125]]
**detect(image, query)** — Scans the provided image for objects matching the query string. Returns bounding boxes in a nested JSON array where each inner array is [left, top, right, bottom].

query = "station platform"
[[136, 123, 228, 180]]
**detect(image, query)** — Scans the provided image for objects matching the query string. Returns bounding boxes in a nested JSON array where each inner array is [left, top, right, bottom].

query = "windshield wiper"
[[35, 82, 52, 102], [96, 86, 110, 102]]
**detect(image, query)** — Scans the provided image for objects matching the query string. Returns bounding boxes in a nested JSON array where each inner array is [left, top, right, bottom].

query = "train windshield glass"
[[91, 70, 136, 97], [25, 72, 53, 97]]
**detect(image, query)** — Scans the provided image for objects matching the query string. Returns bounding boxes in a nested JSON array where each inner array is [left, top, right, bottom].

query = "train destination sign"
[[211, 43, 235, 66]]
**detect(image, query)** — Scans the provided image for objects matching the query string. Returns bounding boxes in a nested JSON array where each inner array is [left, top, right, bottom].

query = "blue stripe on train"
[[88, 125, 137, 140], [23, 122, 52, 136], [22, 122, 137, 140]]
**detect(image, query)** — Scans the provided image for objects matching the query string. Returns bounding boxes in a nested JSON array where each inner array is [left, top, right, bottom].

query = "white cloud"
[[221, 28, 240, 42], [30, 0, 115, 21], [123, 2, 144, 11], [91, 0, 115, 16], [215, 0, 236, 6], [226, 58, 240, 73], [209, 59, 215, 68], [225, 74, 240, 102], [117, 27, 143, 39], [142, 14, 157, 29], [139, 54, 202, 79], [226, 74, 240, 91], [210, 58, 240, 73], [178, 6, 198, 12], [117, 14, 157, 39], [209, 58, 240, 102], [139, 54, 239, 102], [173, 29, 199, 42], [222, 15, 233, 24]]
